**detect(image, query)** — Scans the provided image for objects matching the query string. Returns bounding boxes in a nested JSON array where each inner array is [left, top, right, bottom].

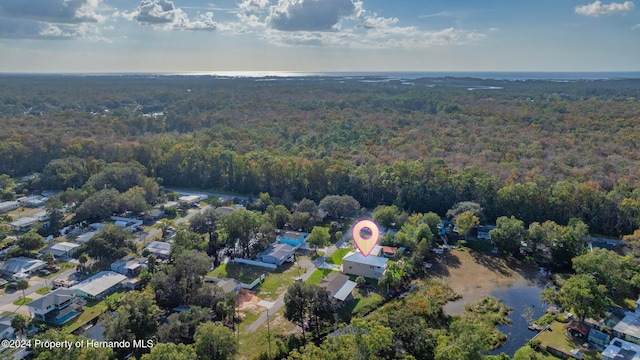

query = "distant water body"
[[164, 71, 640, 81]]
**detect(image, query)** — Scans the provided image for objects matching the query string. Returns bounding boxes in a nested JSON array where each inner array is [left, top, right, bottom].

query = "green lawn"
[[307, 269, 335, 286], [327, 248, 352, 265], [535, 321, 601, 360], [238, 307, 296, 360], [36, 287, 51, 295], [13, 297, 32, 305], [61, 290, 126, 333], [338, 288, 384, 321], [209, 262, 301, 301]]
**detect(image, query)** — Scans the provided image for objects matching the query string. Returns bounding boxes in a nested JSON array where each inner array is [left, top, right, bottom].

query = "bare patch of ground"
[[237, 289, 261, 311]]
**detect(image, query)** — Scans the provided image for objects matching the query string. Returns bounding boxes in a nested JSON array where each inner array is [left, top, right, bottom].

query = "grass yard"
[[62, 290, 126, 333], [13, 297, 32, 305], [326, 248, 351, 265], [338, 288, 384, 321], [535, 321, 600, 360], [209, 262, 300, 301], [307, 269, 335, 286], [238, 307, 298, 360], [36, 287, 51, 295]]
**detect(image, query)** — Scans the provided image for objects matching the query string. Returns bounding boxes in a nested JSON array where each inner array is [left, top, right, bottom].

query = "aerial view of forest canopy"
[[2, 75, 640, 236]]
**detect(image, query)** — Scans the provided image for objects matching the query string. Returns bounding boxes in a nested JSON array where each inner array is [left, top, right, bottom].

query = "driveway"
[[245, 222, 356, 333]]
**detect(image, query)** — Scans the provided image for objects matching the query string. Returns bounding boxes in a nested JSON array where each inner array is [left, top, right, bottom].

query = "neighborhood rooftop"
[[1, 257, 46, 275], [71, 271, 127, 298], [342, 252, 389, 267], [614, 312, 640, 340], [319, 273, 357, 302], [27, 288, 76, 311]]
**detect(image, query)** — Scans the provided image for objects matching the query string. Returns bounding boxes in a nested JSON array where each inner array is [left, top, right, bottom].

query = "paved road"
[[246, 223, 354, 333], [0, 267, 77, 315]]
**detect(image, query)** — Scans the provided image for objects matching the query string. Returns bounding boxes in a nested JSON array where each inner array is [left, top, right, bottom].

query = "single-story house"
[[589, 328, 612, 348], [1, 257, 46, 276], [17, 196, 44, 207], [145, 241, 172, 259], [261, 244, 295, 266], [76, 230, 98, 244], [216, 278, 242, 294], [144, 208, 165, 223], [477, 225, 496, 241], [178, 194, 207, 205], [319, 273, 357, 305], [602, 337, 640, 360], [567, 320, 591, 338], [41, 242, 80, 259], [342, 252, 388, 279], [277, 230, 309, 248], [110, 257, 147, 277], [34, 211, 50, 222], [0, 314, 16, 340], [27, 288, 83, 325], [9, 217, 38, 232], [0, 201, 19, 214], [71, 271, 126, 300], [614, 312, 640, 345], [381, 246, 398, 258]]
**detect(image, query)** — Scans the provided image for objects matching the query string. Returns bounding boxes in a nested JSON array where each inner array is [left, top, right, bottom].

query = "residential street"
[[246, 226, 352, 333]]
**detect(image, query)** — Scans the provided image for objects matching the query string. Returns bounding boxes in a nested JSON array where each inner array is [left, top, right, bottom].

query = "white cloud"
[[489, 27, 499, 31], [267, 0, 359, 31], [123, 0, 218, 31], [467, 31, 486, 40], [0, 0, 108, 40], [575, 1, 635, 16], [633, 23, 640, 29], [0, 0, 104, 23]]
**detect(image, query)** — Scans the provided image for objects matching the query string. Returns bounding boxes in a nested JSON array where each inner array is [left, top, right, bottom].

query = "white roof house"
[[9, 217, 38, 231], [145, 241, 172, 259], [0, 257, 46, 276], [179, 194, 207, 204], [342, 252, 388, 279], [41, 242, 81, 258], [602, 337, 640, 360], [71, 271, 126, 299], [0, 201, 19, 214]]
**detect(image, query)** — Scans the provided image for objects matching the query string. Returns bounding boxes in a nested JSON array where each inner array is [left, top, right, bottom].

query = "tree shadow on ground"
[[468, 250, 518, 278], [426, 250, 462, 278]]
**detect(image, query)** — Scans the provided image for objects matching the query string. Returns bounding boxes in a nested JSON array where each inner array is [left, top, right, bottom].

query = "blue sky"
[[0, 0, 638, 72]]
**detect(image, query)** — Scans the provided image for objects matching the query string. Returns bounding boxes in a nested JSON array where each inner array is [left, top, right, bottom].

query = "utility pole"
[[267, 308, 271, 357]]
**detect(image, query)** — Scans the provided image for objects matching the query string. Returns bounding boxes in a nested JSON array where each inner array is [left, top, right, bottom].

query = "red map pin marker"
[[352, 220, 380, 257]]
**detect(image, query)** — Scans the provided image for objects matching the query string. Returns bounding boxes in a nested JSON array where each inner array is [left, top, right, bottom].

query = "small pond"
[[489, 278, 547, 356]]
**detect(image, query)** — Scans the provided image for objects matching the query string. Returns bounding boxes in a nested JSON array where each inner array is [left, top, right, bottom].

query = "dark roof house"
[[319, 273, 357, 304]]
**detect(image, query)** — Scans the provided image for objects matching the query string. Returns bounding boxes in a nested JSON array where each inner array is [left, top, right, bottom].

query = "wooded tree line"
[[1, 76, 640, 236]]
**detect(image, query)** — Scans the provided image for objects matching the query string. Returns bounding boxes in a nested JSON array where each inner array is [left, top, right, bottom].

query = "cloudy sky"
[[0, 0, 638, 73]]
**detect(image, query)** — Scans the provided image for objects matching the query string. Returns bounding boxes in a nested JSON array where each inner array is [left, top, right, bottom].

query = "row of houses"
[[27, 271, 128, 326], [0, 196, 46, 215]]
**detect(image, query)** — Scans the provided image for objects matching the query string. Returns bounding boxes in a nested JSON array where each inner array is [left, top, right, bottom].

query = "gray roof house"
[[319, 273, 357, 304], [602, 337, 640, 360], [71, 271, 127, 299], [217, 278, 242, 294], [614, 312, 640, 345], [342, 252, 388, 279], [1, 257, 46, 276], [110, 257, 147, 277], [0, 314, 16, 340], [41, 242, 80, 259], [260, 243, 295, 266], [27, 288, 84, 325], [145, 241, 172, 259]]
